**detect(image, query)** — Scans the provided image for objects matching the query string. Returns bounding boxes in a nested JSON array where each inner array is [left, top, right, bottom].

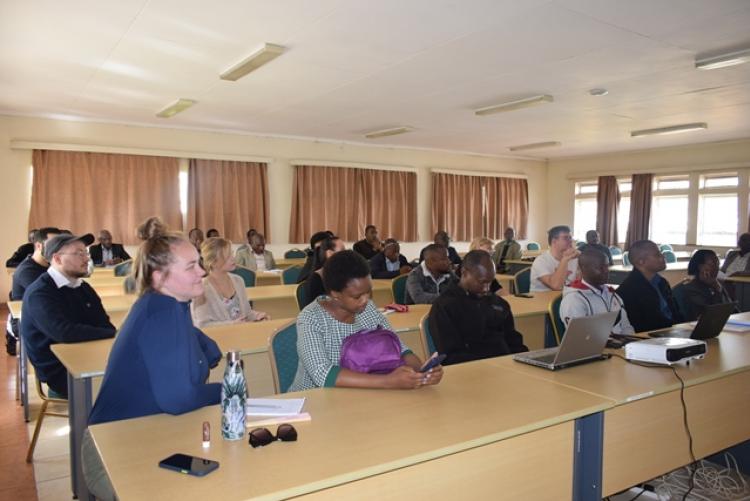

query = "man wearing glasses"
[[530, 225, 581, 292], [21, 233, 116, 398]]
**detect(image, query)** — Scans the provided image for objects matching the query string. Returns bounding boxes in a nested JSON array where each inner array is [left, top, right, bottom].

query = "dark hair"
[[312, 237, 340, 271], [423, 243, 446, 259], [33, 227, 61, 244], [687, 249, 718, 275], [246, 228, 258, 239], [627, 240, 656, 264], [188, 228, 202, 238], [206, 228, 220, 237], [322, 250, 370, 293], [547, 225, 571, 244], [462, 249, 494, 272], [365, 225, 376, 233], [309, 231, 333, 248]]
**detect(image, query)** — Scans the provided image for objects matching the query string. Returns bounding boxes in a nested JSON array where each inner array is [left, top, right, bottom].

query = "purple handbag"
[[339, 326, 405, 374]]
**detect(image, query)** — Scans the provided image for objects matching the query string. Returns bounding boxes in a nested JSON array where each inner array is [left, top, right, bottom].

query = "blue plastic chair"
[[513, 267, 531, 294], [391, 274, 408, 304], [526, 242, 541, 251], [671, 282, 690, 320], [230, 267, 256, 287], [282, 266, 301, 285], [284, 248, 306, 259], [113, 260, 132, 277], [662, 250, 677, 263], [622, 251, 631, 266], [547, 294, 566, 346], [576, 241, 586, 250], [295, 282, 308, 311], [609, 246, 622, 257], [659, 244, 674, 252], [268, 321, 299, 394], [419, 314, 437, 357]]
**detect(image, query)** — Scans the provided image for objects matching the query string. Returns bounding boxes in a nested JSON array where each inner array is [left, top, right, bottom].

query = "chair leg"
[[26, 400, 48, 463]]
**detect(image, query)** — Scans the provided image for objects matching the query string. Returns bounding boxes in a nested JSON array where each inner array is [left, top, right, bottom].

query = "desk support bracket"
[[573, 412, 604, 500]]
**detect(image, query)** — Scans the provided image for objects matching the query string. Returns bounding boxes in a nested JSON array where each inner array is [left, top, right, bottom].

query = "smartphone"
[[158, 453, 219, 477], [419, 353, 447, 373]]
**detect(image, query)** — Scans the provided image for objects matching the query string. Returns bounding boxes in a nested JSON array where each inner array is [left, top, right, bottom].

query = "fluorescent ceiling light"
[[508, 141, 561, 152], [630, 123, 707, 137], [695, 48, 750, 70], [364, 126, 414, 139], [155, 98, 196, 118], [220, 43, 286, 81], [475, 95, 553, 116]]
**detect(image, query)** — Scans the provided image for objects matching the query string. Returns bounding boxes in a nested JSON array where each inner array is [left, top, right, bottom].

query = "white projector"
[[625, 337, 707, 365]]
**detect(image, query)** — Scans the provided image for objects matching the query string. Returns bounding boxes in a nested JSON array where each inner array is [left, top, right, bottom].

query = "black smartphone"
[[419, 353, 447, 373], [158, 453, 219, 477]]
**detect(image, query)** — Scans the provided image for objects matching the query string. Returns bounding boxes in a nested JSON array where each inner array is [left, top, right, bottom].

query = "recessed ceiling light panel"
[[364, 126, 414, 139], [156, 98, 196, 118], [220, 43, 286, 81], [631, 122, 707, 137], [474, 94, 553, 116], [695, 48, 750, 70], [508, 141, 561, 151]]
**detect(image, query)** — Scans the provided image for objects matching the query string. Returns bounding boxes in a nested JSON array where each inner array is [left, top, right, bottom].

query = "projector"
[[625, 337, 707, 365]]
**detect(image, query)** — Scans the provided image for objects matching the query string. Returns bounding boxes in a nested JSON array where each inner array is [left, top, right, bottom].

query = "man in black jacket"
[[88, 229, 131, 266], [616, 240, 682, 332], [5, 229, 38, 268], [21, 234, 116, 397], [428, 250, 527, 365], [369, 239, 411, 279], [353, 225, 383, 260]]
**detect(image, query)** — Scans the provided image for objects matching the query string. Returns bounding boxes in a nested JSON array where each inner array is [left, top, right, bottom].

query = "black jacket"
[[428, 282, 527, 365], [616, 267, 682, 332], [89, 243, 131, 266], [353, 239, 380, 260], [680, 279, 736, 322], [6, 242, 34, 268], [369, 252, 410, 279], [11, 256, 47, 301]]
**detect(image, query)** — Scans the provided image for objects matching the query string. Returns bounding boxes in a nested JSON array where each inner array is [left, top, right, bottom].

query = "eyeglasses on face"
[[248, 423, 297, 448]]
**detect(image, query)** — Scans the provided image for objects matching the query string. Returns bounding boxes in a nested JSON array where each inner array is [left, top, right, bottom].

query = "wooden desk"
[[254, 270, 284, 286], [489, 316, 750, 496], [88, 360, 612, 500], [85, 275, 126, 287], [608, 262, 688, 286], [504, 258, 534, 275], [246, 280, 393, 319], [495, 273, 514, 292], [276, 258, 306, 268], [506, 291, 559, 351]]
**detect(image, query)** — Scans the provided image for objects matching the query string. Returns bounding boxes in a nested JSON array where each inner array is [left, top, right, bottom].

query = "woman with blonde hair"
[[469, 237, 494, 253], [191, 237, 268, 327]]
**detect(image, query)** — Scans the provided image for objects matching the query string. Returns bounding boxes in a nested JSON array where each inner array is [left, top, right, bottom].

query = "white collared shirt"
[[420, 260, 450, 287], [386, 257, 400, 272], [102, 247, 113, 263], [254, 253, 267, 271], [47, 266, 83, 289]]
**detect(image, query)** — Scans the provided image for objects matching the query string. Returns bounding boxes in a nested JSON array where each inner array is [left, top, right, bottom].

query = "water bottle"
[[221, 351, 247, 440]]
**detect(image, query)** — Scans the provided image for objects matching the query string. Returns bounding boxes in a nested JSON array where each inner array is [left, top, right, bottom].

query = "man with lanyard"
[[405, 244, 457, 304], [559, 248, 634, 334], [492, 227, 523, 273], [616, 240, 682, 332]]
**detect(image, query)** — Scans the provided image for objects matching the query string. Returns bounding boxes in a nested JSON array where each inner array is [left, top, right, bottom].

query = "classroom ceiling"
[[1, 0, 750, 159]]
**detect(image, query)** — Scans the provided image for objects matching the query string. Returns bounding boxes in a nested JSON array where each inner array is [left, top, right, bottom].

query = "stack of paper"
[[246, 398, 305, 416]]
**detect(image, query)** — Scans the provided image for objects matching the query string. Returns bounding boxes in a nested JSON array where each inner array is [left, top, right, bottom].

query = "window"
[[651, 195, 689, 244], [573, 181, 597, 241], [697, 194, 738, 246], [655, 175, 690, 190], [700, 173, 738, 189]]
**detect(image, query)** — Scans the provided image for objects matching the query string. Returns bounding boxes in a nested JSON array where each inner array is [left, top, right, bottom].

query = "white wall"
[[0, 115, 548, 299]]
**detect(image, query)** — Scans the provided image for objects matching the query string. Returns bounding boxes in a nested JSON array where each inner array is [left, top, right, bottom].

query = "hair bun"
[[137, 216, 168, 241]]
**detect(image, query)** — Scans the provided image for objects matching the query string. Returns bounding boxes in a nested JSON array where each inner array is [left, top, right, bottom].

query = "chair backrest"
[[526, 242, 540, 251], [268, 321, 299, 394], [419, 314, 437, 357], [609, 246, 622, 257], [659, 244, 673, 252], [513, 267, 531, 294], [295, 282, 308, 311], [284, 248, 306, 259], [230, 267, 256, 287], [576, 241, 586, 250], [662, 250, 677, 263], [622, 251, 630, 266], [391, 274, 408, 304], [282, 266, 301, 285], [113, 260, 133, 277], [671, 282, 690, 320], [547, 294, 565, 345]]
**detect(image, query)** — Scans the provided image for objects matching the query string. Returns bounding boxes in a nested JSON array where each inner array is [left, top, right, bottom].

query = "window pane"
[[651, 196, 688, 244], [618, 181, 632, 193], [701, 175, 738, 188], [576, 182, 597, 195], [697, 194, 738, 246], [574, 199, 598, 241], [617, 197, 630, 244], [656, 178, 690, 190]]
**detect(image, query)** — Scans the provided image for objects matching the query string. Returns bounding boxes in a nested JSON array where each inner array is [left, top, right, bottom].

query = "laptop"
[[513, 311, 618, 370], [649, 302, 735, 340]]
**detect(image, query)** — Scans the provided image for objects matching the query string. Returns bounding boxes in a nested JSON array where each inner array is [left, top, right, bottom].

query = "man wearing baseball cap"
[[21, 233, 116, 398]]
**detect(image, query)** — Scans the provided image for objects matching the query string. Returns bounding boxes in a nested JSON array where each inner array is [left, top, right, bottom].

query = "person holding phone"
[[289, 250, 443, 391], [428, 250, 528, 365]]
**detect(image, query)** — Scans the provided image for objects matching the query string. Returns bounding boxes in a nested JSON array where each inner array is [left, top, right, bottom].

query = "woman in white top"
[[191, 237, 268, 327]]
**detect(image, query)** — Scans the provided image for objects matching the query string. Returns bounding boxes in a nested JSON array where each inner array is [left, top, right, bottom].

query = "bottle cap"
[[226, 350, 241, 363]]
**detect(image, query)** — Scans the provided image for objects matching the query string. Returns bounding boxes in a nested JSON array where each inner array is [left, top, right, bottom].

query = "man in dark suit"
[[5, 229, 37, 268], [89, 230, 131, 266], [616, 240, 682, 332], [370, 239, 412, 279]]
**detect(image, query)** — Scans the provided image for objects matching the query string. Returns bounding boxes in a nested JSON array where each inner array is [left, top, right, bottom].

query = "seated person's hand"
[[399, 265, 412, 275], [385, 366, 423, 389], [253, 311, 270, 321], [420, 365, 443, 386], [562, 247, 581, 261]]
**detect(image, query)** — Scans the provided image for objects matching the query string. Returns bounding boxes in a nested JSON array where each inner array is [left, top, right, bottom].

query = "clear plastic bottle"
[[221, 351, 247, 440]]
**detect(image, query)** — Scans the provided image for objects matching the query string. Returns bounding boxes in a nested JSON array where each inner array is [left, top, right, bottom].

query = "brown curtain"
[[625, 173, 653, 250], [431, 173, 484, 241], [187, 159, 270, 242], [596, 176, 620, 246], [289, 165, 417, 243], [29, 150, 181, 245], [484, 177, 529, 239]]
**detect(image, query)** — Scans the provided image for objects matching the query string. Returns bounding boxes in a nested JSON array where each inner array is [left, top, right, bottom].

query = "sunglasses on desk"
[[248, 423, 298, 448]]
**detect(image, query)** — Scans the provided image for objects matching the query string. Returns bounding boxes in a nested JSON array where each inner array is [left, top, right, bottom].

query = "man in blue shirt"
[[616, 240, 682, 332]]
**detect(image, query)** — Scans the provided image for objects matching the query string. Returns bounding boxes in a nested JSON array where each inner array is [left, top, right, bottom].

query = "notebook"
[[649, 302, 735, 340], [513, 311, 617, 370]]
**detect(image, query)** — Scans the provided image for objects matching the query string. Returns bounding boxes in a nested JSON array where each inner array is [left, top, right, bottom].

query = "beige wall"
[[547, 138, 750, 242], [0, 114, 547, 299]]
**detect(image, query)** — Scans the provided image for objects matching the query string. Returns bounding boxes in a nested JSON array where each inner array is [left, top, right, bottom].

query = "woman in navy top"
[[88, 231, 222, 425]]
